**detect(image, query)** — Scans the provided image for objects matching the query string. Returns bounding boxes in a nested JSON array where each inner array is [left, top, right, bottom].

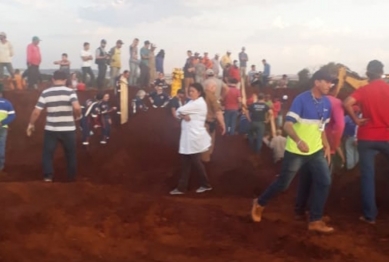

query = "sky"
[[2, 0, 389, 76]]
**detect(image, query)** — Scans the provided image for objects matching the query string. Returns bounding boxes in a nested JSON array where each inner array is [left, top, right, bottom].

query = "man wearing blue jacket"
[[0, 86, 16, 172]]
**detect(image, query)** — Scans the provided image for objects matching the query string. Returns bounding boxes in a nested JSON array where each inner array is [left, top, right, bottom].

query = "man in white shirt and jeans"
[[81, 42, 95, 88], [0, 32, 14, 80]]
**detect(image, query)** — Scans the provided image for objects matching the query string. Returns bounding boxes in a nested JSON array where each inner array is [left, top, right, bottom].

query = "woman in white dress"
[[170, 83, 212, 195]]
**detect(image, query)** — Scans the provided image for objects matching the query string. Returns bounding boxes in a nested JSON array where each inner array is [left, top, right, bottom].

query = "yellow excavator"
[[332, 66, 368, 97]]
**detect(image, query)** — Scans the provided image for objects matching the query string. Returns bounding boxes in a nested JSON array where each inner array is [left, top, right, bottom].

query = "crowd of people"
[[1, 32, 389, 235]]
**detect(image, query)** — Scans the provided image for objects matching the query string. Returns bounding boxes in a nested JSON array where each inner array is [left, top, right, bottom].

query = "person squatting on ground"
[[132, 90, 148, 114], [153, 72, 168, 89], [343, 60, 389, 225], [26, 70, 81, 182], [149, 84, 170, 108], [223, 78, 241, 135], [202, 79, 226, 163], [246, 93, 274, 153], [99, 93, 117, 144], [263, 129, 286, 163], [0, 88, 16, 172], [114, 70, 130, 115], [251, 70, 335, 233], [170, 83, 212, 195]]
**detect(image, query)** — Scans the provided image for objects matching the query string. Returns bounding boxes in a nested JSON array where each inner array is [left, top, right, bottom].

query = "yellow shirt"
[[221, 55, 232, 69], [110, 47, 121, 68]]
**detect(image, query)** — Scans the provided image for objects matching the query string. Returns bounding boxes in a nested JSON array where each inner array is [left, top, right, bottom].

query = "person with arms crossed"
[[251, 70, 335, 233], [26, 70, 81, 182]]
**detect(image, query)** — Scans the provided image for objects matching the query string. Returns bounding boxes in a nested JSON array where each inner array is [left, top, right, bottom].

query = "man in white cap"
[[203, 69, 228, 102], [220, 50, 232, 71], [239, 47, 248, 79], [0, 32, 14, 81], [212, 54, 220, 77]]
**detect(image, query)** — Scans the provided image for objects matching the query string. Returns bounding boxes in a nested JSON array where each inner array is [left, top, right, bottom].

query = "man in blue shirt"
[[0, 86, 16, 172], [251, 70, 335, 233]]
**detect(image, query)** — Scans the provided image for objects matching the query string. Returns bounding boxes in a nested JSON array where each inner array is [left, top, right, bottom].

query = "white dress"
[[176, 97, 211, 155]]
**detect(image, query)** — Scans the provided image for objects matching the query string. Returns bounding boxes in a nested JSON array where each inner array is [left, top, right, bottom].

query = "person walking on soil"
[[251, 70, 334, 233], [26, 70, 81, 182], [0, 88, 16, 173], [344, 60, 389, 224], [202, 80, 226, 163], [26, 36, 42, 89], [0, 32, 14, 81], [129, 38, 139, 86], [170, 83, 212, 195], [95, 39, 109, 90]]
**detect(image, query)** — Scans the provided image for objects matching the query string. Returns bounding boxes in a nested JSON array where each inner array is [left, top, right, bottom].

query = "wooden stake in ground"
[[120, 79, 129, 124]]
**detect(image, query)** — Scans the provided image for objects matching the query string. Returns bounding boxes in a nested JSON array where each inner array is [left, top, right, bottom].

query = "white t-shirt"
[[80, 49, 92, 67]]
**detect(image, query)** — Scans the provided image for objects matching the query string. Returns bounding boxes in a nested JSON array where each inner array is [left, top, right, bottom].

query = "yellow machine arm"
[[333, 66, 368, 97]]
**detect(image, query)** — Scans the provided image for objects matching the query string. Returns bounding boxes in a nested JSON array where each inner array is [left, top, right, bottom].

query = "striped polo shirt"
[[35, 86, 78, 132], [285, 91, 331, 155]]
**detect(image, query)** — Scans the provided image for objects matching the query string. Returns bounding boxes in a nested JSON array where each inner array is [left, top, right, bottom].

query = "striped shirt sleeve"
[[69, 90, 78, 103], [35, 93, 46, 109], [286, 95, 302, 123]]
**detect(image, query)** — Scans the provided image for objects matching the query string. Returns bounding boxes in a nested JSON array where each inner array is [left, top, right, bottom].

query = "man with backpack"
[[95, 39, 109, 90]]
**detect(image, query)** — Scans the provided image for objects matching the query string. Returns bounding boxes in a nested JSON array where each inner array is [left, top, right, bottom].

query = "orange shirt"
[[202, 57, 213, 69], [13, 74, 26, 90]]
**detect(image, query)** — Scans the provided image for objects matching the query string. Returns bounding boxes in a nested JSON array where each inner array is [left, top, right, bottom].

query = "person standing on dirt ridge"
[[239, 47, 248, 79], [26, 36, 42, 89], [344, 60, 389, 225], [0, 32, 15, 81], [26, 70, 81, 182], [251, 69, 335, 234], [129, 38, 139, 86], [95, 39, 109, 90], [109, 40, 123, 88], [201, 79, 226, 163], [0, 87, 16, 173]]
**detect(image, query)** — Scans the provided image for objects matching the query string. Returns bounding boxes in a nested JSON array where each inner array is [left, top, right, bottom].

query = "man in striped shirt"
[[27, 70, 81, 182], [0, 86, 16, 172]]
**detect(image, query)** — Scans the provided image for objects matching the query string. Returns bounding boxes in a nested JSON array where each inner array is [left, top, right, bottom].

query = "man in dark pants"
[[95, 39, 108, 90], [246, 93, 274, 153], [26, 70, 81, 182], [26, 36, 42, 89], [344, 60, 389, 224]]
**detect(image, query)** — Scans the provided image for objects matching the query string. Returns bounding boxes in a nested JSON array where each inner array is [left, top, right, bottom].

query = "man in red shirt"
[[272, 97, 282, 128], [223, 78, 241, 135], [344, 60, 389, 224], [228, 60, 241, 83], [26, 36, 42, 89]]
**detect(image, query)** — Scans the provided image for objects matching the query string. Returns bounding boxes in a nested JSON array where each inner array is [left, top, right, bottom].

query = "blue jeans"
[[129, 61, 139, 86], [294, 155, 332, 221], [0, 128, 8, 170], [224, 110, 238, 135], [345, 137, 359, 170], [42, 131, 77, 180], [357, 140, 389, 221], [101, 117, 111, 139], [248, 121, 265, 152], [258, 150, 331, 222]]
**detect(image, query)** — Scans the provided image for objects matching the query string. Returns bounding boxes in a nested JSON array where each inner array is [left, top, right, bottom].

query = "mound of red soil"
[[0, 87, 388, 262]]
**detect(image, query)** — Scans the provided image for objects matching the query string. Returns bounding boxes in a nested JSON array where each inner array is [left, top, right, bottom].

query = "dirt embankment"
[[0, 87, 388, 262]]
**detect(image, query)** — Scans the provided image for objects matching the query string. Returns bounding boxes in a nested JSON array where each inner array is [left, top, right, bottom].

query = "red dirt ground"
[[0, 87, 388, 262]]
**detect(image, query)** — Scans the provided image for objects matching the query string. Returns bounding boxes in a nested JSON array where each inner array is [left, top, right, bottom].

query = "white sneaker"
[[196, 186, 213, 193], [44, 178, 53, 182], [100, 140, 107, 145], [89, 131, 94, 136], [82, 141, 89, 145], [169, 188, 184, 195]]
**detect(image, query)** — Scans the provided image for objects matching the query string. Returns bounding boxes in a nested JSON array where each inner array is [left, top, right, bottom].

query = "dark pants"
[[139, 63, 150, 89], [42, 130, 77, 180], [0, 128, 8, 170], [178, 154, 211, 192], [0, 63, 14, 78], [28, 65, 40, 89], [224, 109, 238, 135], [82, 67, 95, 88], [357, 140, 389, 221], [97, 63, 107, 90], [80, 117, 91, 143], [101, 117, 111, 139], [258, 150, 331, 222], [248, 121, 265, 153]]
